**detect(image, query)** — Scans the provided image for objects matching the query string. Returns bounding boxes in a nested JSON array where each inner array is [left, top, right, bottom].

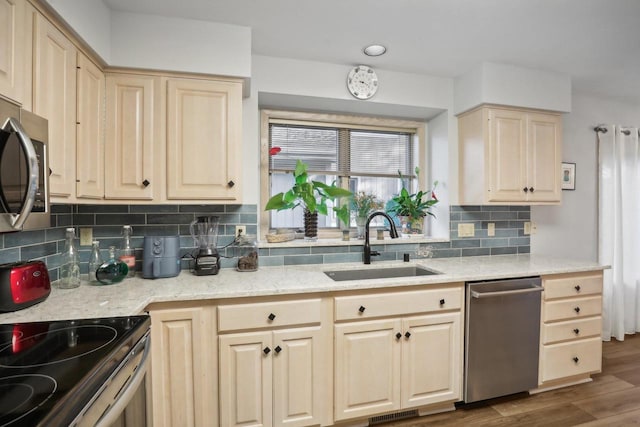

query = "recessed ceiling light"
[[363, 44, 386, 57]]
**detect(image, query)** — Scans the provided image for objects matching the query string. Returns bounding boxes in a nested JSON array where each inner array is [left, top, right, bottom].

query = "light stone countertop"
[[0, 254, 607, 324]]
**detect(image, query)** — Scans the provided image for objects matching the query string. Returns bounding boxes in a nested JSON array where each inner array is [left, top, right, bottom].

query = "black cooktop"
[[0, 315, 150, 427]]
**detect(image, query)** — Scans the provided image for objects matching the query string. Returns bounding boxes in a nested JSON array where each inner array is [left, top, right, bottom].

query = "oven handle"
[[471, 285, 543, 299], [95, 332, 151, 427], [2, 118, 39, 230]]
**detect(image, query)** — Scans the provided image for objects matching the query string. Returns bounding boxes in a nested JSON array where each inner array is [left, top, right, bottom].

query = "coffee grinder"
[[189, 216, 221, 275]]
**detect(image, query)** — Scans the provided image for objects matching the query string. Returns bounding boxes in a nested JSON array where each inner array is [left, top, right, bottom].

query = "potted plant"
[[351, 192, 384, 239], [387, 167, 438, 235], [265, 159, 352, 240]]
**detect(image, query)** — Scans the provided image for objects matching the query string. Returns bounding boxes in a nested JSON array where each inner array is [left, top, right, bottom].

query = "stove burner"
[[0, 325, 118, 368], [0, 374, 56, 427]]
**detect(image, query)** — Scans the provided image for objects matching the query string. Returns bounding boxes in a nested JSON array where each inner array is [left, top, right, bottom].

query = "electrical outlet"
[[80, 228, 93, 246], [235, 225, 246, 237], [487, 223, 495, 237], [524, 222, 532, 235], [457, 223, 475, 237]]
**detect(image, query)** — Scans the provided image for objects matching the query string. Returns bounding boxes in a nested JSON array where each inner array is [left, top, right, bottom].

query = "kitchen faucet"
[[363, 211, 399, 264]]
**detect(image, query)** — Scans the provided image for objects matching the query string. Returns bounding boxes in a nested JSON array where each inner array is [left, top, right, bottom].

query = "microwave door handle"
[[4, 118, 38, 230]]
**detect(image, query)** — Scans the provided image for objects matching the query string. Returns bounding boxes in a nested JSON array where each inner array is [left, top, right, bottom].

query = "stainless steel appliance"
[[190, 216, 220, 275], [464, 276, 542, 403], [0, 99, 49, 233], [0, 315, 150, 426], [143, 235, 181, 279], [0, 260, 51, 312]]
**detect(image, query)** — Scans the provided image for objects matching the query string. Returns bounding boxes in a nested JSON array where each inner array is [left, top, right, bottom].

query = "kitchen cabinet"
[[333, 286, 463, 422], [166, 77, 242, 200], [148, 304, 217, 427], [76, 52, 105, 199], [33, 12, 77, 199], [218, 298, 329, 427], [458, 105, 562, 205], [537, 272, 603, 389], [104, 73, 160, 200], [0, 0, 30, 106]]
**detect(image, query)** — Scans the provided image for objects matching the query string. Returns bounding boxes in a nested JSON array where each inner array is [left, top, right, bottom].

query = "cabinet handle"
[[358, 305, 366, 313], [274, 345, 282, 354], [574, 307, 581, 313], [227, 180, 235, 188], [142, 179, 150, 187], [523, 187, 529, 193], [263, 347, 271, 355], [396, 332, 402, 340], [268, 313, 276, 321], [529, 187, 534, 193], [573, 356, 579, 364], [575, 285, 581, 292], [439, 299, 445, 306], [574, 328, 580, 335], [405, 331, 411, 339]]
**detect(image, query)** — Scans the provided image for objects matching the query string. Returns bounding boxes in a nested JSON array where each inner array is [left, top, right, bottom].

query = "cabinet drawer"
[[541, 337, 602, 383], [218, 299, 322, 332], [335, 287, 463, 321], [543, 296, 602, 323], [544, 274, 603, 300], [542, 317, 602, 344]]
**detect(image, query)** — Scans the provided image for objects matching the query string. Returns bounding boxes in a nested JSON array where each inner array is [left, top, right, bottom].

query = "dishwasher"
[[464, 276, 542, 403]]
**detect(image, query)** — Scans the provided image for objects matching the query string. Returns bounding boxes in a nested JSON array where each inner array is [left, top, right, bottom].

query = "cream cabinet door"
[[272, 326, 323, 427], [334, 319, 401, 421], [33, 13, 77, 198], [149, 306, 217, 427], [219, 331, 273, 427], [487, 108, 527, 202], [166, 78, 242, 200], [401, 313, 461, 409], [0, 0, 27, 104], [76, 53, 104, 199], [105, 74, 160, 199], [526, 112, 562, 202]]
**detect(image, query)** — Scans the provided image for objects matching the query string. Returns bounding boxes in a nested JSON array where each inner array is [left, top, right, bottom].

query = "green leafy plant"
[[351, 192, 384, 220], [387, 167, 439, 219], [265, 160, 352, 225]]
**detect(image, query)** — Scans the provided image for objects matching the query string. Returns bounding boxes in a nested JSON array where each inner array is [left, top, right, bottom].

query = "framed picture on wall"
[[561, 162, 576, 190]]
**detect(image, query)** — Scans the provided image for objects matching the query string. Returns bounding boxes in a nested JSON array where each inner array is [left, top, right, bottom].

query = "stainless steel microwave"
[[0, 98, 50, 232]]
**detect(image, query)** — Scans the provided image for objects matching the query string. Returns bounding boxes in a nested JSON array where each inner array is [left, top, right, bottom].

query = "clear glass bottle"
[[59, 228, 80, 289], [119, 225, 136, 278], [96, 246, 129, 285], [235, 235, 258, 272], [88, 240, 103, 284]]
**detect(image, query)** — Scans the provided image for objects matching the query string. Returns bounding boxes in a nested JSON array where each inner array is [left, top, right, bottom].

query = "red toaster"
[[0, 260, 51, 312]]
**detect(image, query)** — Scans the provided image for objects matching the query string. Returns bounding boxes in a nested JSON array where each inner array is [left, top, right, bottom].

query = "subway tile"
[[323, 253, 362, 263], [509, 220, 526, 229], [518, 211, 531, 220], [387, 244, 420, 252], [246, 225, 258, 235], [0, 248, 20, 264], [270, 247, 311, 256], [451, 239, 480, 248], [147, 213, 195, 225], [134, 225, 180, 236], [481, 238, 510, 248], [491, 211, 518, 220], [432, 249, 462, 258], [51, 204, 73, 214], [509, 206, 530, 211], [4, 230, 45, 247], [495, 229, 519, 238], [21, 242, 57, 259], [311, 246, 351, 254], [179, 205, 225, 213], [95, 214, 146, 226], [518, 246, 531, 254], [226, 204, 258, 213], [74, 214, 95, 225], [284, 254, 324, 265], [130, 205, 179, 213], [260, 256, 284, 267], [480, 206, 510, 212], [509, 237, 531, 246], [78, 204, 129, 214], [493, 221, 511, 229], [449, 212, 461, 221], [240, 213, 258, 224], [452, 205, 481, 212], [56, 214, 73, 227], [460, 212, 491, 221], [491, 247, 518, 255], [375, 251, 398, 261], [428, 242, 452, 250], [462, 248, 491, 257]]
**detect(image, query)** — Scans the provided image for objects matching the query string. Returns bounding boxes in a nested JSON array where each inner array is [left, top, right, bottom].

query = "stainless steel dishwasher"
[[464, 276, 542, 403]]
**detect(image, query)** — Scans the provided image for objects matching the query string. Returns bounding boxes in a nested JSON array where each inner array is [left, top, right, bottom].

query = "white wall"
[[532, 92, 640, 261], [427, 111, 451, 238]]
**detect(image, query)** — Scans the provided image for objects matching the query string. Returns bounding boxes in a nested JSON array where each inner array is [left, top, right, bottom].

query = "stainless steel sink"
[[324, 266, 441, 281]]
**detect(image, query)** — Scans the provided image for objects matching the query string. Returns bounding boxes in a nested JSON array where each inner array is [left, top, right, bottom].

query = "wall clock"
[[347, 65, 378, 100]]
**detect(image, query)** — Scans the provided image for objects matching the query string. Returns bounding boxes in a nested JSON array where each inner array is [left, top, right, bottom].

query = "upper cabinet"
[[458, 105, 562, 205], [0, 0, 30, 106], [33, 12, 77, 199], [166, 78, 242, 201]]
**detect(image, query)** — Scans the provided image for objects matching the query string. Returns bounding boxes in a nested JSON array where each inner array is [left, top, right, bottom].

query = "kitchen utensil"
[[189, 216, 221, 275], [142, 236, 181, 279]]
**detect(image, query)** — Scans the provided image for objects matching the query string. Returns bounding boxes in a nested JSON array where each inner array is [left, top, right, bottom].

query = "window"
[[261, 110, 426, 236]]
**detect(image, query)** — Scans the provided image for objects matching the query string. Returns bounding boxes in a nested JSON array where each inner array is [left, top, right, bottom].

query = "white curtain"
[[599, 125, 640, 341]]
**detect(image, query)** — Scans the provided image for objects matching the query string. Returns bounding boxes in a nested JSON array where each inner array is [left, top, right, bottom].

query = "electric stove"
[[0, 315, 150, 427]]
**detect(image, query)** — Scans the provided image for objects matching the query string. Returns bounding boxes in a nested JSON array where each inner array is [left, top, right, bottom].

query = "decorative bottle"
[[88, 240, 103, 284], [119, 225, 136, 278], [235, 235, 259, 272], [96, 246, 129, 285], [59, 228, 80, 289]]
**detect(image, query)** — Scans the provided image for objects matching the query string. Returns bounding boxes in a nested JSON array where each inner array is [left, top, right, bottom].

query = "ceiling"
[[102, 0, 640, 104]]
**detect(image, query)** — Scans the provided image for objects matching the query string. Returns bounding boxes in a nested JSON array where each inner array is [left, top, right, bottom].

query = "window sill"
[[258, 235, 449, 249]]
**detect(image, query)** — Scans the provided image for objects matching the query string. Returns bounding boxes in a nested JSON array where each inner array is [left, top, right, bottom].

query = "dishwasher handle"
[[471, 284, 542, 299]]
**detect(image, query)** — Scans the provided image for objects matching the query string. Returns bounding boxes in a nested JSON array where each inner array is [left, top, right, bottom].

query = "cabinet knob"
[[396, 332, 402, 340], [268, 313, 276, 321], [274, 345, 282, 354], [573, 328, 580, 335], [529, 187, 534, 193], [573, 356, 579, 364], [523, 187, 529, 193], [263, 346, 271, 355], [142, 179, 150, 187], [574, 307, 581, 313], [358, 305, 366, 313], [405, 331, 411, 339], [575, 285, 581, 292], [439, 299, 445, 306], [227, 180, 235, 188]]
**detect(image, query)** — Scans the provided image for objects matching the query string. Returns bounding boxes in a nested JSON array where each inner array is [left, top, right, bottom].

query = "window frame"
[[260, 109, 427, 240]]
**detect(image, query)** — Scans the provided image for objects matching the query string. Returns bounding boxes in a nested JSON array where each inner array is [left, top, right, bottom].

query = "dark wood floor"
[[382, 334, 640, 426]]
